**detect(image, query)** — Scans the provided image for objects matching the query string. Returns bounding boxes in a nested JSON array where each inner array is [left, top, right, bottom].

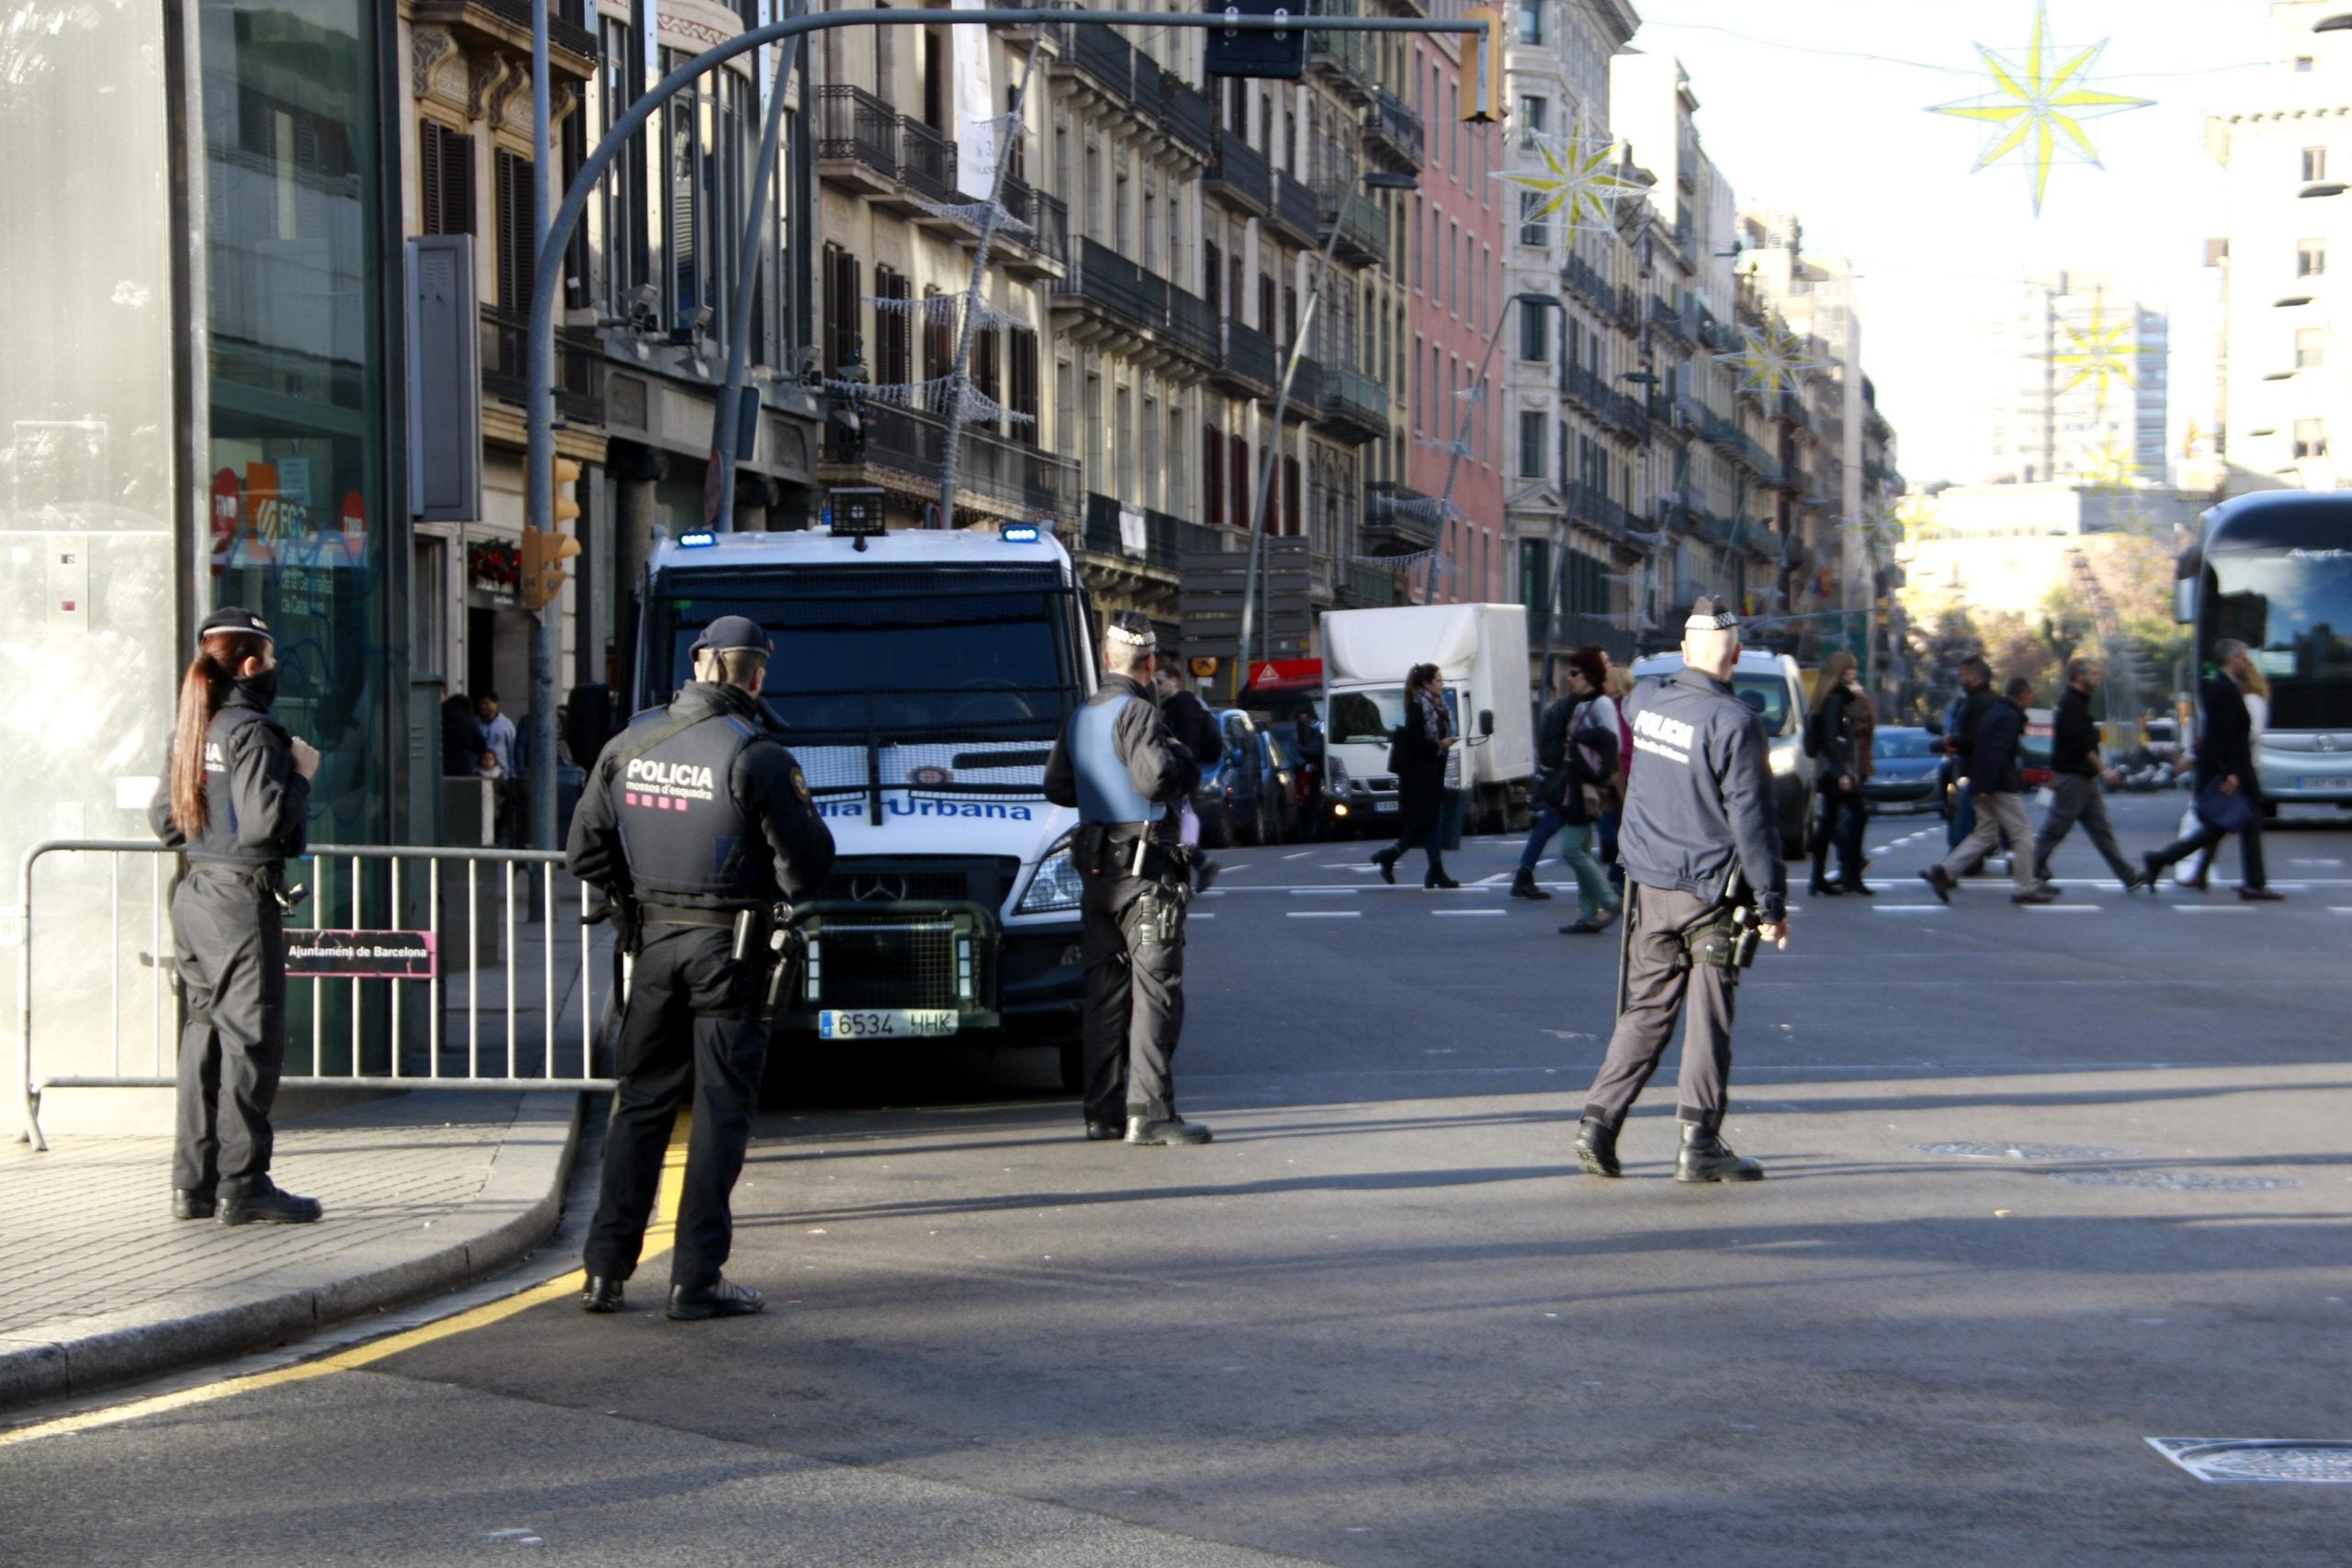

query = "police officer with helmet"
[[149, 606, 324, 1224], [1044, 611, 1209, 1145], [568, 615, 834, 1318], [1572, 596, 1789, 1184]]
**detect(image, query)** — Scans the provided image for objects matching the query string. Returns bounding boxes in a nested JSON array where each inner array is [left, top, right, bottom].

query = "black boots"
[[1125, 1114, 1213, 1145], [1676, 1120, 1764, 1184], [219, 1179, 323, 1225], [668, 1276, 764, 1321], [582, 1275, 625, 1313], [1918, 865, 1954, 904], [1573, 1117, 1622, 1178], [1083, 1118, 1125, 1141], [1510, 867, 1553, 900], [172, 1189, 216, 1221], [1373, 849, 1398, 885]]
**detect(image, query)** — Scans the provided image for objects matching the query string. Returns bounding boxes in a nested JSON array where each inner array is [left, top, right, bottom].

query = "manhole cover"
[[2149, 1438, 2352, 1483], [2051, 1169, 2295, 1192], [1908, 1141, 2138, 1162]]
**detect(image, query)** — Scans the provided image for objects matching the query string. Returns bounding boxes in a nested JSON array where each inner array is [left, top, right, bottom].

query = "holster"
[[1119, 874, 1191, 953]]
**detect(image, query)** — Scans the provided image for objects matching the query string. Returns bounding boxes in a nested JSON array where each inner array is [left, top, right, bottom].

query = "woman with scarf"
[[1373, 663, 1460, 889]]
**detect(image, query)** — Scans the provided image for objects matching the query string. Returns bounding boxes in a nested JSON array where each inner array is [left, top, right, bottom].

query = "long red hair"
[[168, 632, 270, 838]]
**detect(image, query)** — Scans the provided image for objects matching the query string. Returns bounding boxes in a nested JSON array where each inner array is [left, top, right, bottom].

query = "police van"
[[608, 517, 1094, 1086]]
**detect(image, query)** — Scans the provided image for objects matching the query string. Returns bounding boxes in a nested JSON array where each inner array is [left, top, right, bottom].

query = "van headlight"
[[1770, 746, 1798, 775], [1015, 834, 1087, 914]]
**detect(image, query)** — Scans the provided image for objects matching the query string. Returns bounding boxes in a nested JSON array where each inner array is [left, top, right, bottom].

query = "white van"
[[1322, 604, 1536, 833], [621, 521, 1092, 1086]]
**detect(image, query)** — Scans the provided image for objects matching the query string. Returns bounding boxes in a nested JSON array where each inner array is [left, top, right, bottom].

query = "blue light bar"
[[678, 531, 718, 547], [1001, 524, 1041, 544]]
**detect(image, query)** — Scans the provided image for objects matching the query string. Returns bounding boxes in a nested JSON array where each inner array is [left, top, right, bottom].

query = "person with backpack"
[[1804, 652, 1871, 897], [1510, 648, 1622, 933]]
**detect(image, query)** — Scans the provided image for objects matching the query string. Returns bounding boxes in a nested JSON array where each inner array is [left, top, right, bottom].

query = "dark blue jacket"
[[1617, 671, 1787, 921], [2194, 671, 2256, 791], [1971, 697, 2026, 795]]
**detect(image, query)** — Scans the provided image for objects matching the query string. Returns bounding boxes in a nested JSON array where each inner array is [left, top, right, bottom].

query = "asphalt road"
[[7, 794, 2351, 1565]]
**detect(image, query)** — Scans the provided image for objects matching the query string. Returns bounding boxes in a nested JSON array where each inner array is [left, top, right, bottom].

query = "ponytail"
[[168, 632, 268, 837]]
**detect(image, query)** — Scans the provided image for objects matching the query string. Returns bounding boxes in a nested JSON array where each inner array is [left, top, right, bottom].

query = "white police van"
[[624, 516, 1093, 1085]]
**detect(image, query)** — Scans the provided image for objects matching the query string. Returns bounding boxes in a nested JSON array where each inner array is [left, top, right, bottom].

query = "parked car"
[[1197, 709, 1285, 847], [1862, 727, 1945, 815], [1629, 649, 1815, 858]]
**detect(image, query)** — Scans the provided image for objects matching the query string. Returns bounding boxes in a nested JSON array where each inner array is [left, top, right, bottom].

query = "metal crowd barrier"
[[12, 840, 616, 1150]]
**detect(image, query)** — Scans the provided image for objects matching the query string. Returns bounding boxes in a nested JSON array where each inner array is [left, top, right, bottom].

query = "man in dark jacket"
[[1923, 676, 2049, 902], [1942, 657, 1995, 853], [2030, 659, 2146, 893], [1153, 663, 1225, 772], [2142, 639, 2280, 899]]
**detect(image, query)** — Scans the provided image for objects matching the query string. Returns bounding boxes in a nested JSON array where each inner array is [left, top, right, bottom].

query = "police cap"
[[1103, 609, 1157, 655], [1684, 594, 1740, 632], [691, 615, 774, 658], [198, 606, 273, 645]]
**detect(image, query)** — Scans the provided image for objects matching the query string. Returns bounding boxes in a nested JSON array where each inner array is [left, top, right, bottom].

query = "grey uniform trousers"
[[1581, 884, 1740, 1131], [2032, 773, 2137, 884], [1080, 866, 1185, 1124], [172, 867, 288, 1199]]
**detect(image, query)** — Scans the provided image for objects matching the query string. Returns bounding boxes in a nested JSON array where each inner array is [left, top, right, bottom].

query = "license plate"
[[818, 1009, 958, 1040]]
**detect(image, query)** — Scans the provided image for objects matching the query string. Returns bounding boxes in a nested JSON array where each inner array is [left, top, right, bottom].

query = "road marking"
[[1874, 906, 1941, 913], [1287, 909, 1361, 919], [1433, 908, 1508, 918], [1188, 912, 1216, 920], [1290, 887, 1359, 897], [1283, 851, 1314, 860], [1323, 862, 1377, 872], [0, 1117, 696, 1449], [1474, 872, 1514, 886], [2021, 904, 2100, 913], [2173, 906, 2255, 915], [2292, 858, 2345, 867], [2328, 907, 2352, 914]]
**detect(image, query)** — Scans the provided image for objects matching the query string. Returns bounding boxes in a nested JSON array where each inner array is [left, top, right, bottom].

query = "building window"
[[1520, 96, 1546, 147], [1517, 0, 1543, 48], [2304, 146, 2329, 183], [1203, 423, 1224, 526], [2297, 326, 2326, 370], [923, 288, 956, 400], [873, 263, 912, 384], [1009, 330, 1040, 437], [1518, 301, 1549, 362], [1519, 411, 1546, 478], [492, 149, 534, 310], [2295, 418, 2328, 459], [2299, 238, 2327, 277], [597, 15, 645, 319], [419, 120, 474, 236], [822, 244, 861, 374]]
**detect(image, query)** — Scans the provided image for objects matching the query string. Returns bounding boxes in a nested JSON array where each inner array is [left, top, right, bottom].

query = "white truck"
[[604, 518, 1095, 1088], [1321, 604, 1536, 834]]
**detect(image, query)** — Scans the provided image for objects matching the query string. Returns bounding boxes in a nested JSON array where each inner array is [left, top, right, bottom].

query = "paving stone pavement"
[[0, 1089, 581, 1410]]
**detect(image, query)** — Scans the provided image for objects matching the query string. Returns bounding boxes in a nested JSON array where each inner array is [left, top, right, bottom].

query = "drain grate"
[[2148, 1438, 2352, 1483], [2051, 1169, 2295, 1192], [1909, 1141, 2138, 1162]]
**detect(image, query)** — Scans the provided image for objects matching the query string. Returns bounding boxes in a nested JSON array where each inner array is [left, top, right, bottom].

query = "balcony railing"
[[1270, 169, 1320, 247], [1205, 128, 1271, 214], [1338, 560, 1405, 608], [1322, 362, 1387, 440], [483, 306, 604, 425], [1563, 250, 1614, 313], [1284, 355, 1325, 420], [1217, 318, 1278, 396], [1306, 0, 1374, 102], [1050, 237, 1212, 366], [1156, 75, 1216, 158], [824, 399, 1076, 519], [1321, 186, 1386, 266], [898, 118, 958, 204], [1569, 481, 1635, 542], [1364, 88, 1424, 170], [1366, 481, 1436, 552], [816, 85, 898, 180], [1068, 22, 1137, 105], [998, 178, 1069, 270], [1563, 362, 1609, 416], [1166, 283, 1219, 363], [1076, 491, 1222, 573], [1651, 296, 1696, 344]]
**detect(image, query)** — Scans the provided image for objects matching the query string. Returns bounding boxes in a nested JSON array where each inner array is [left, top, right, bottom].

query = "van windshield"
[[1328, 688, 1460, 745], [1734, 676, 1794, 738]]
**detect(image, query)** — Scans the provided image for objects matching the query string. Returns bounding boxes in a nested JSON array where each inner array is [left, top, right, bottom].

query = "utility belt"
[[186, 859, 309, 913], [625, 899, 806, 1021], [1675, 902, 1762, 975], [1074, 821, 1193, 886]]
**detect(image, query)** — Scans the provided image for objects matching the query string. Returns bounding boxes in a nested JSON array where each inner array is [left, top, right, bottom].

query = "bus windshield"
[[2205, 546, 2352, 729]]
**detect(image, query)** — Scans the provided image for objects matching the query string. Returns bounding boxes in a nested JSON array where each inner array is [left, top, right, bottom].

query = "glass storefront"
[[200, 0, 396, 846]]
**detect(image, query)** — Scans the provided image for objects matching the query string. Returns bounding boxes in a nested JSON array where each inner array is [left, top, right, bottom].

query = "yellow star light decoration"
[[1717, 318, 1822, 400], [2051, 299, 2140, 412], [1929, 2, 2153, 217], [2078, 434, 2143, 496], [1495, 116, 1643, 245]]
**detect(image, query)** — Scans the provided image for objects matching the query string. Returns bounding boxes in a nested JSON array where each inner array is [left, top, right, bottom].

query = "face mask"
[[234, 668, 279, 709]]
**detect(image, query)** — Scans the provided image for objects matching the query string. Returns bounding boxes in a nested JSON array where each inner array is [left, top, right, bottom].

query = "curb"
[[0, 1091, 584, 1414]]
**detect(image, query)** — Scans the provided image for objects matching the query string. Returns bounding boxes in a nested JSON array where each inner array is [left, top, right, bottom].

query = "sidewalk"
[[0, 1089, 582, 1413]]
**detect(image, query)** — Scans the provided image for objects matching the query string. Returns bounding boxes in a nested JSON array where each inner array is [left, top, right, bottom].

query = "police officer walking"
[[1044, 611, 1208, 1145], [150, 607, 324, 1224], [568, 616, 834, 1319], [1571, 597, 1790, 1184]]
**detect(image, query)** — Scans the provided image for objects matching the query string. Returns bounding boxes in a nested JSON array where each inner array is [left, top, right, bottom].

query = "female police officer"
[[149, 607, 323, 1224]]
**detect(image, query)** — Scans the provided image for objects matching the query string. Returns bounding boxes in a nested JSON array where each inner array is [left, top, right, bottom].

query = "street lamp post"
[[1236, 168, 1417, 694]]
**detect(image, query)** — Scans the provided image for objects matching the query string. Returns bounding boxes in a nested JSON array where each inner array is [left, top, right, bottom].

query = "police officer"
[[1044, 611, 1208, 1145], [1571, 596, 1790, 1184], [149, 607, 324, 1224], [568, 615, 834, 1319]]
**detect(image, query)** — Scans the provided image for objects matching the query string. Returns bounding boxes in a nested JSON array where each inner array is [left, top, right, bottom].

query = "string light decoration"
[[1929, 1, 2153, 216]]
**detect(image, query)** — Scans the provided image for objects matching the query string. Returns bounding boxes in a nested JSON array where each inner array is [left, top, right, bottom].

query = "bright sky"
[[1624, 0, 2281, 487]]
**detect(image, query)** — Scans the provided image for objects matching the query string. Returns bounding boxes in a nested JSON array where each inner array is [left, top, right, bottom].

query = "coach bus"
[[2176, 490, 2352, 814]]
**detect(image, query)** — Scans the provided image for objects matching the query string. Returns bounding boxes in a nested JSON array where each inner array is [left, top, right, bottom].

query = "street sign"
[[1190, 657, 1220, 679]]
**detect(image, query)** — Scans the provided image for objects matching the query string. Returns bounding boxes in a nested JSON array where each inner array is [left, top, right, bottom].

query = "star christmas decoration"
[[2052, 299, 2141, 412], [2079, 434, 2144, 496], [1930, 2, 2152, 216], [1717, 318, 1821, 401], [1495, 116, 1643, 246]]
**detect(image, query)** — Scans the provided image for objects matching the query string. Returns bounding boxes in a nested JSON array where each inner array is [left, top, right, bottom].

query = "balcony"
[[1569, 482, 1635, 544], [1075, 491, 1223, 576], [1282, 355, 1325, 421], [1320, 186, 1386, 267], [1204, 129, 1271, 216], [1165, 283, 1220, 364], [1365, 481, 1437, 554], [1337, 560, 1406, 608], [1066, 22, 1138, 106], [1155, 75, 1216, 160], [815, 85, 898, 195], [1306, 1, 1375, 104], [1650, 296, 1696, 345], [1562, 250, 1614, 313], [1269, 169, 1320, 249], [822, 399, 1077, 520], [1363, 88, 1424, 172], [1213, 318, 1278, 399], [897, 118, 959, 207], [481, 306, 604, 425], [996, 180, 1069, 280], [1605, 391, 1650, 444], [1322, 362, 1387, 444], [1049, 237, 1213, 371], [1563, 362, 1609, 418], [1698, 308, 1740, 356]]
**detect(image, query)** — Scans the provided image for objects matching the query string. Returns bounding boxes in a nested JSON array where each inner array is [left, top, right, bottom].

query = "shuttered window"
[[822, 244, 861, 375], [1203, 425, 1224, 527], [493, 149, 533, 309], [420, 120, 474, 236]]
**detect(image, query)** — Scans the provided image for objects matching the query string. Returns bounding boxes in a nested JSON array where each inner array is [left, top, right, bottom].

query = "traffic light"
[[1460, 5, 1507, 123], [551, 456, 582, 526], [1204, 0, 1305, 81]]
